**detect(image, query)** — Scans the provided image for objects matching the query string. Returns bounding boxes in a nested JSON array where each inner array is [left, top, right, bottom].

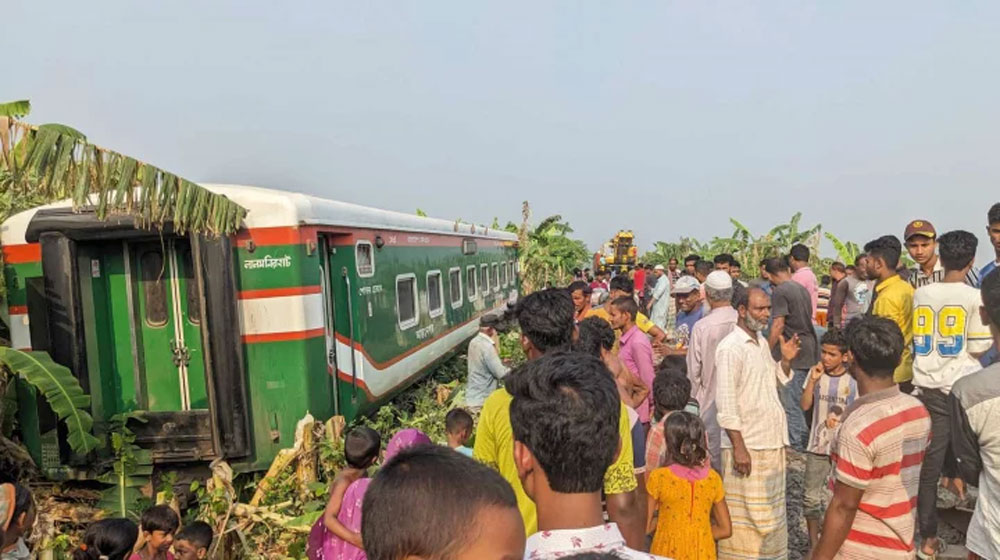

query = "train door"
[[130, 239, 208, 411], [318, 234, 357, 415]]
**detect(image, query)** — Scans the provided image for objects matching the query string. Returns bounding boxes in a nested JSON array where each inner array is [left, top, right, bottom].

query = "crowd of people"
[[4, 204, 1000, 560]]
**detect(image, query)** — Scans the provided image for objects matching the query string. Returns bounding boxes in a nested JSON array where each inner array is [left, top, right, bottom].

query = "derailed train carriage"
[[1, 185, 518, 474]]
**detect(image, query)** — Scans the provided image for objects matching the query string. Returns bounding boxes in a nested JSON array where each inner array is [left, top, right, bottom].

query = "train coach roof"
[[0, 184, 518, 245]]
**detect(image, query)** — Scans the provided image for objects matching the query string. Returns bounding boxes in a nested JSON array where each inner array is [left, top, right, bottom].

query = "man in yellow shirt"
[[864, 235, 915, 387], [473, 288, 644, 548]]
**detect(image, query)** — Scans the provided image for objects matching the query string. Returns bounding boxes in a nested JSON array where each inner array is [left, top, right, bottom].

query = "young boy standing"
[[911, 230, 992, 558], [172, 521, 213, 560], [799, 329, 856, 553], [813, 316, 931, 560], [445, 408, 475, 457]]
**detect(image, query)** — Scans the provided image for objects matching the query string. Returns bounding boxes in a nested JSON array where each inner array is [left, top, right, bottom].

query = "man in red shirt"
[[813, 316, 931, 560]]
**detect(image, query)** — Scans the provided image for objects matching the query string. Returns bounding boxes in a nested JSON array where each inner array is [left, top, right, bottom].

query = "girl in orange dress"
[[646, 412, 732, 560]]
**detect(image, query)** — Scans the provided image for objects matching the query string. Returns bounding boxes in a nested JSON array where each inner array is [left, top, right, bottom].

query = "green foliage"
[[0, 347, 101, 454], [498, 330, 526, 368], [643, 213, 840, 279], [0, 100, 31, 118], [512, 205, 590, 291], [1, 101, 247, 237], [825, 232, 862, 264], [97, 413, 153, 520]]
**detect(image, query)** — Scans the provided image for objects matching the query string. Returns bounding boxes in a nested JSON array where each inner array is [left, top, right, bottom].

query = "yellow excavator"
[[595, 230, 638, 273]]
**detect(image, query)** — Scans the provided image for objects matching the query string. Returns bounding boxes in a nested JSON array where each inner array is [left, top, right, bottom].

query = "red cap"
[[904, 220, 936, 241]]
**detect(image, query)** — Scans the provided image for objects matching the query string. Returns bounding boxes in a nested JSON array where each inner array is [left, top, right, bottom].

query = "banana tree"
[[0, 347, 101, 456], [0, 99, 246, 234]]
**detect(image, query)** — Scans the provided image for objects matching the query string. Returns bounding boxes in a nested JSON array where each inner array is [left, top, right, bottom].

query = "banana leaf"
[[0, 100, 31, 118], [0, 347, 101, 455]]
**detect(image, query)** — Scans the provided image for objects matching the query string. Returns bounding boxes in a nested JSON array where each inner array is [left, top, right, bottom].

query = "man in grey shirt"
[[763, 257, 820, 452], [465, 315, 509, 413], [829, 254, 874, 329]]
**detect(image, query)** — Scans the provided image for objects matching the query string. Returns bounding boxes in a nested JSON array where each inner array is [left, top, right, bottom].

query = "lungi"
[[718, 447, 788, 560]]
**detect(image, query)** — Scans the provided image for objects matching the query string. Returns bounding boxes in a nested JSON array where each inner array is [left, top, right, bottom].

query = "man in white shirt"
[[715, 287, 801, 560], [648, 264, 672, 330], [950, 267, 1000, 560], [509, 351, 668, 560], [465, 315, 509, 414], [911, 230, 992, 558]]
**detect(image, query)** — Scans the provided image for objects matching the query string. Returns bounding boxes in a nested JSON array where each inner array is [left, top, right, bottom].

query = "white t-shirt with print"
[[912, 282, 993, 392]]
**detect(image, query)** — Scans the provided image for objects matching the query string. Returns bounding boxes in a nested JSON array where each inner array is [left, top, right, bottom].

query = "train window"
[[139, 249, 168, 327], [356, 241, 375, 277], [500, 262, 507, 287], [480, 264, 489, 295], [466, 265, 477, 301], [396, 274, 418, 330], [492, 263, 500, 292], [180, 247, 201, 325], [427, 271, 444, 318], [511, 260, 518, 280], [449, 267, 463, 308]]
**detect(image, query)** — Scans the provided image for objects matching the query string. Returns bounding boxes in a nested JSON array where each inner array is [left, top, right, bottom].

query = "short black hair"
[[989, 203, 1000, 226], [668, 257, 678, 264], [684, 254, 701, 265], [665, 411, 707, 468], [854, 253, 867, 267], [344, 426, 381, 469], [445, 408, 473, 436], [845, 315, 904, 379], [568, 280, 593, 296], [574, 316, 616, 358], [73, 518, 139, 560], [507, 351, 620, 493], [11, 483, 33, 520], [937, 230, 978, 272], [652, 369, 691, 418], [362, 444, 518, 560], [733, 285, 751, 310], [608, 275, 634, 294], [610, 296, 638, 320], [514, 288, 575, 353], [763, 257, 790, 275], [713, 253, 733, 265], [789, 243, 810, 262], [695, 260, 713, 276], [820, 327, 848, 353], [175, 521, 213, 550], [981, 268, 1000, 327], [864, 235, 902, 270], [831, 261, 846, 274], [660, 354, 688, 375], [731, 261, 742, 270], [140, 504, 180, 535]]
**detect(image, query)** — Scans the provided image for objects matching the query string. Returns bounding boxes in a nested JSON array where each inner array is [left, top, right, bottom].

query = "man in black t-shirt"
[[763, 257, 819, 452]]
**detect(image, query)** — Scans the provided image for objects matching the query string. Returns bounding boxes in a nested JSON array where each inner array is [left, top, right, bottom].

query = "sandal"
[[916, 539, 947, 560]]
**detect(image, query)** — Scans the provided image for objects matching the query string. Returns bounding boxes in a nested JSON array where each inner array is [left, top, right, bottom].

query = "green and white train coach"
[[1, 185, 518, 473]]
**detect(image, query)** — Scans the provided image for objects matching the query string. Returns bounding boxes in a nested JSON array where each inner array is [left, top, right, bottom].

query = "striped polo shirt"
[[830, 386, 931, 559]]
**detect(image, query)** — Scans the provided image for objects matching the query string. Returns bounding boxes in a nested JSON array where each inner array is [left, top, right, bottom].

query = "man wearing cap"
[[905, 219, 980, 288], [672, 276, 705, 338], [647, 264, 673, 330], [465, 314, 509, 415], [687, 270, 739, 471]]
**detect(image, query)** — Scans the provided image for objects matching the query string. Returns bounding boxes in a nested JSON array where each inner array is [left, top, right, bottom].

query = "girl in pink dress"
[[308, 428, 432, 560]]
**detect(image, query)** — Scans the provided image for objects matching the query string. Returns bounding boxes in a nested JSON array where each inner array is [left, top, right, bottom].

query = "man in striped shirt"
[[813, 315, 931, 560], [904, 219, 980, 288]]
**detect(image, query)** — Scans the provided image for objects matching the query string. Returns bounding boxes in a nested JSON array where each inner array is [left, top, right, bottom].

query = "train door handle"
[[170, 340, 192, 367]]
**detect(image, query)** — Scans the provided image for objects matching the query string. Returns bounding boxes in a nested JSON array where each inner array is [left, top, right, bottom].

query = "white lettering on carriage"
[[243, 255, 293, 270], [406, 235, 430, 244], [358, 285, 383, 296], [415, 325, 434, 340]]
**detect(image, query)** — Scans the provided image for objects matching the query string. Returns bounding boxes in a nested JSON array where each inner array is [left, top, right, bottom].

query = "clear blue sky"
[[6, 2, 1000, 263]]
